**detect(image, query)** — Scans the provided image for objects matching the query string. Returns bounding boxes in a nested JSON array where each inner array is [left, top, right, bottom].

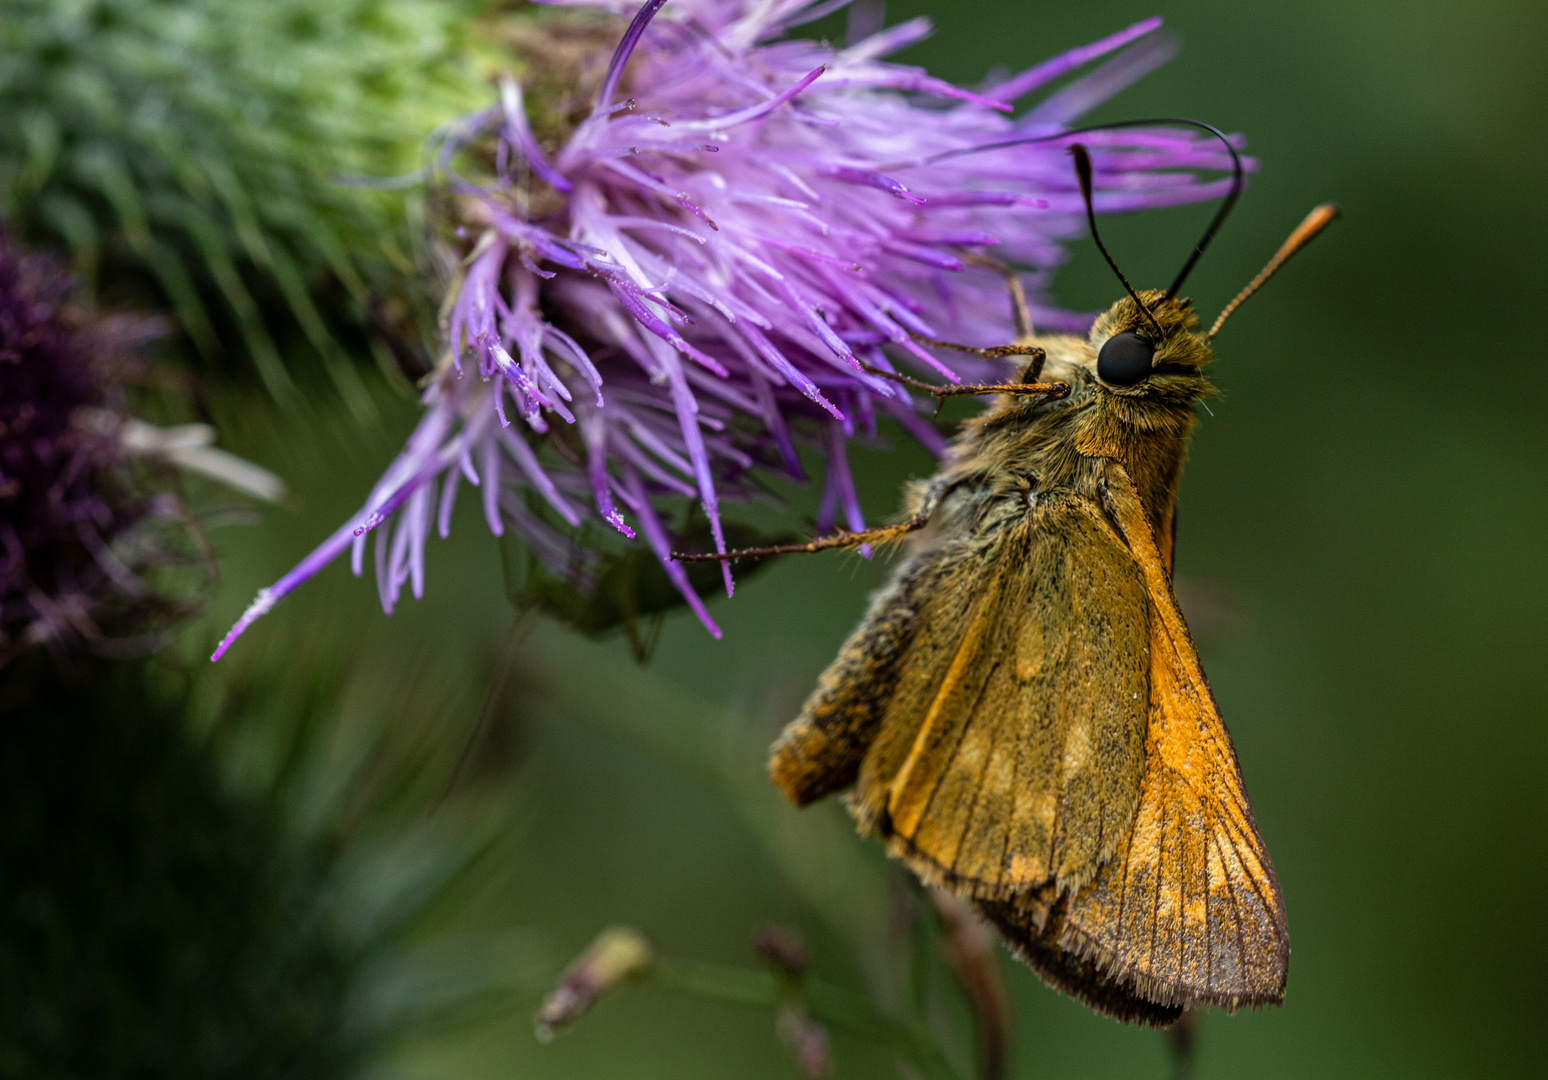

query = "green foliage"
[[0, 0, 488, 413], [0, 627, 542, 1078], [0, 656, 361, 1077], [510, 625, 998, 1080]]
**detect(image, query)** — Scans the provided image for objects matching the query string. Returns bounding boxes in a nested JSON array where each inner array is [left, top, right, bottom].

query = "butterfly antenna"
[[1165, 121, 1246, 298], [916, 118, 1248, 302], [1207, 203, 1340, 340], [1069, 144, 1164, 339]]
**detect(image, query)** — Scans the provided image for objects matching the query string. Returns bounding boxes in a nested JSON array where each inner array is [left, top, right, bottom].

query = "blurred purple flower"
[[0, 237, 191, 661], [214, 0, 1248, 660]]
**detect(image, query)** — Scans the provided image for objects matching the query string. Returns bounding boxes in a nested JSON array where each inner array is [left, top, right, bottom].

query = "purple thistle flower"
[[213, 0, 1250, 661]]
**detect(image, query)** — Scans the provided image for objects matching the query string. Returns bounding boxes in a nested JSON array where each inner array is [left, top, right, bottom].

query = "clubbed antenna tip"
[[1208, 203, 1341, 340]]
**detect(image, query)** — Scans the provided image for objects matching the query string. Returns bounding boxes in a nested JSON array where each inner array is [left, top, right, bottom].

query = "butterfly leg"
[[662, 513, 916, 563], [921, 253, 1044, 378], [864, 256, 1051, 410], [860, 260, 1060, 414], [861, 355, 1068, 417], [670, 509, 929, 564], [670, 474, 959, 564], [962, 251, 1036, 343]]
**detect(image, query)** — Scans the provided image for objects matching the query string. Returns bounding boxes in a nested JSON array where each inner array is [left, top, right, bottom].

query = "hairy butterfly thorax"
[[942, 289, 1216, 566], [674, 119, 1338, 1025]]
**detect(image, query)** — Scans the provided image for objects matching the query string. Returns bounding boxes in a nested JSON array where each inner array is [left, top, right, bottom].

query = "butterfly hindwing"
[[768, 537, 976, 807], [849, 493, 1151, 902], [976, 887, 1185, 1028]]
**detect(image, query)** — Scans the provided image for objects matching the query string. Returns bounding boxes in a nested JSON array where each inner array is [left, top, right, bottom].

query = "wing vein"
[[1146, 789, 1168, 976], [947, 661, 1003, 877], [1214, 820, 1251, 995], [1215, 799, 1277, 919]]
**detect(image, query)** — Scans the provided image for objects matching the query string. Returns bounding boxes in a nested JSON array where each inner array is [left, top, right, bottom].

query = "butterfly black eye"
[[1097, 331, 1155, 386]]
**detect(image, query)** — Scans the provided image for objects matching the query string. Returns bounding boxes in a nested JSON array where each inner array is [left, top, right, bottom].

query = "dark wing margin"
[[977, 888, 1184, 1027]]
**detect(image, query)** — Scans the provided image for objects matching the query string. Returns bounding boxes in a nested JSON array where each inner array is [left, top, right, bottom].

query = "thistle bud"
[[535, 926, 654, 1042], [752, 924, 809, 979], [775, 1003, 832, 1079], [0, 237, 186, 660]]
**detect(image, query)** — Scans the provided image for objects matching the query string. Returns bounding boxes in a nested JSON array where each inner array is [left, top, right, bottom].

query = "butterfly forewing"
[[835, 494, 1151, 901], [1052, 465, 1288, 1010]]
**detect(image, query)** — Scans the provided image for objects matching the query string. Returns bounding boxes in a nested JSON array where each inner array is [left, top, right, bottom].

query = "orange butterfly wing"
[[872, 496, 1151, 900], [1055, 463, 1288, 1012], [769, 462, 1286, 1022]]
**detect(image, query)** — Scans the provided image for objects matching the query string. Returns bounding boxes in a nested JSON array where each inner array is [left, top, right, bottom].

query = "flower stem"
[[653, 956, 968, 1080]]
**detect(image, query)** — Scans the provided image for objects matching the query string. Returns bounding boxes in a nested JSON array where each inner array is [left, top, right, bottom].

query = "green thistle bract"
[[0, 0, 484, 413]]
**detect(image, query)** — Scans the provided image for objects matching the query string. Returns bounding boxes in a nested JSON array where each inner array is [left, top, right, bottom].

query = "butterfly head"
[[1086, 290, 1213, 406], [1057, 135, 1337, 410], [1056, 142, 1218, 418]]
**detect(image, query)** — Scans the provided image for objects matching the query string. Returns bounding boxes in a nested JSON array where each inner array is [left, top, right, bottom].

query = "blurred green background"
[[12, 0, 1548, 1077]]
